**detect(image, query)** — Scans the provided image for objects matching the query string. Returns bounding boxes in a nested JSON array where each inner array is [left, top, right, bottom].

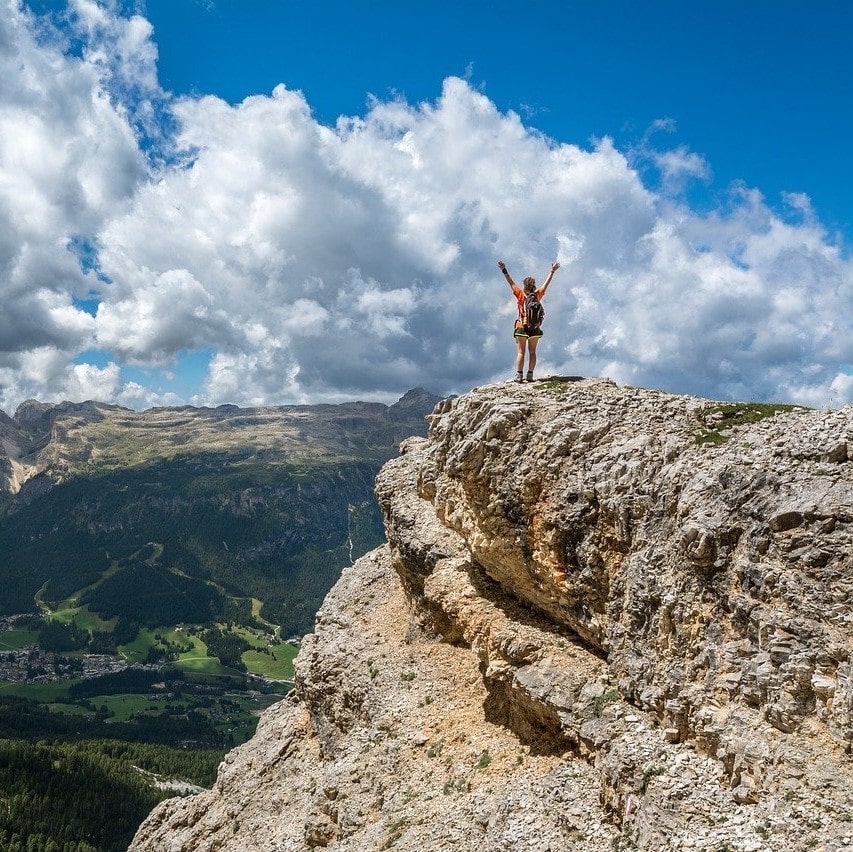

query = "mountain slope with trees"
[[0, 388, 440, 635], [0, 388, 440, 851]]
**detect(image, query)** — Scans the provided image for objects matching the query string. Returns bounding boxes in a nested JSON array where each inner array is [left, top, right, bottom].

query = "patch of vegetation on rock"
[[694, 401, 804, 445]]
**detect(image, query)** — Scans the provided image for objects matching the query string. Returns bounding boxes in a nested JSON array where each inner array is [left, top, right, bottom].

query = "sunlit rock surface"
[[131, 378, 853, 852]]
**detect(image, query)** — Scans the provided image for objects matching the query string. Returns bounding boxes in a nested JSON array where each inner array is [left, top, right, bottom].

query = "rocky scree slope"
[[131, 378, 853, 851]]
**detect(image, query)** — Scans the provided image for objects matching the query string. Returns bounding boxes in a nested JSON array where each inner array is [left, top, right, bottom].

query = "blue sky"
[[2, 0, 852, 412], [142, 0, 853, 237]]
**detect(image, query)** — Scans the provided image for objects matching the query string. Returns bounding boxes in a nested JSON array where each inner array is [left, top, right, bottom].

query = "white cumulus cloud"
[[0, 0, 149, 410], [1, 1, 851, 415]]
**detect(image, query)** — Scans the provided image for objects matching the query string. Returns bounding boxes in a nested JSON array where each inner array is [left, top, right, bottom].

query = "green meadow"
[[94, 693, 171, 723], [175, 654, 239, 677], [242, 641, 298, 680], [0, 680, 75, 701], [50, 604, 115, 632], [0, 628, 39, 650]]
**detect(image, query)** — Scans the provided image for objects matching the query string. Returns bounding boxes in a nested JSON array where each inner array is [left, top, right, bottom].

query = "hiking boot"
[[526, 372, 534, 382], [514, 371, 524, 383]]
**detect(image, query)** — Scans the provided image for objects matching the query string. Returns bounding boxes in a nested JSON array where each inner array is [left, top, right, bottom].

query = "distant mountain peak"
[[389, 387, 444, 419], [0, 393, 443, 495]]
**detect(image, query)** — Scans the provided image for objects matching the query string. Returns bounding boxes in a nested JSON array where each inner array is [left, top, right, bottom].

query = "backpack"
[[523, 291, 545, 328]]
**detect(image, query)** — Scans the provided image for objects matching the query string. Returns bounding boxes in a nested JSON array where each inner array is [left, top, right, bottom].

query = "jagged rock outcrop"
[[0, 399, 117, 491], [130, 378, 853, 851]]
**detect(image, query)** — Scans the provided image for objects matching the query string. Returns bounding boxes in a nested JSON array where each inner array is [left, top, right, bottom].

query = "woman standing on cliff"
[[498, 259, 560, 383]]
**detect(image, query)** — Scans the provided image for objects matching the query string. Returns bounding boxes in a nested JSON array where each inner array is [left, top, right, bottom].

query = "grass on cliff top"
[[530, 382, 804, 447], [694, 402, 804, 445], [534, 376, 586, 394]]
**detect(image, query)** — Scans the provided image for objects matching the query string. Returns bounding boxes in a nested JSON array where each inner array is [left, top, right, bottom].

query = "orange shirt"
[[512, 285, 546, 322]]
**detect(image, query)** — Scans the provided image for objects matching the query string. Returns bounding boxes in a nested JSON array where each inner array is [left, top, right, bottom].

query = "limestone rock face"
[[130, 379, 853, 852]]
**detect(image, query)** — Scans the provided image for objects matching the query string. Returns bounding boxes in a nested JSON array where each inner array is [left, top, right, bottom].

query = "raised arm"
[[538, 261, 561, 296], [497, 260, 517, 290]]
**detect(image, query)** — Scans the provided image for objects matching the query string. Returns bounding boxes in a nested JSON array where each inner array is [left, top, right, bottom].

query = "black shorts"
[[513, 325, 543, 339]]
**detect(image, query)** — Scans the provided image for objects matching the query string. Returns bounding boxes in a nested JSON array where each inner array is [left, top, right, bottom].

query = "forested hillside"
[[0, 389, 439, 851], [0, 389, 438, 635]]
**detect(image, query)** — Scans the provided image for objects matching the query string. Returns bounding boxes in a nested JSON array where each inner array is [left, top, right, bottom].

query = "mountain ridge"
[[0, 388, 441, 495]]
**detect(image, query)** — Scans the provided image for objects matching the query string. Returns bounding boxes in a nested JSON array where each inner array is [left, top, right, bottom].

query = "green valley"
[[0, 388, 439, 851]]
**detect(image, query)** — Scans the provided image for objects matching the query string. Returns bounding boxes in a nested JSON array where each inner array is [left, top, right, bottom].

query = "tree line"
[[0, 738, 221, 851]]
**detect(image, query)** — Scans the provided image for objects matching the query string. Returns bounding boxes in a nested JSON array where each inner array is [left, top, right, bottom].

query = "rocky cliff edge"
[[130, 378, 853, 852]]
